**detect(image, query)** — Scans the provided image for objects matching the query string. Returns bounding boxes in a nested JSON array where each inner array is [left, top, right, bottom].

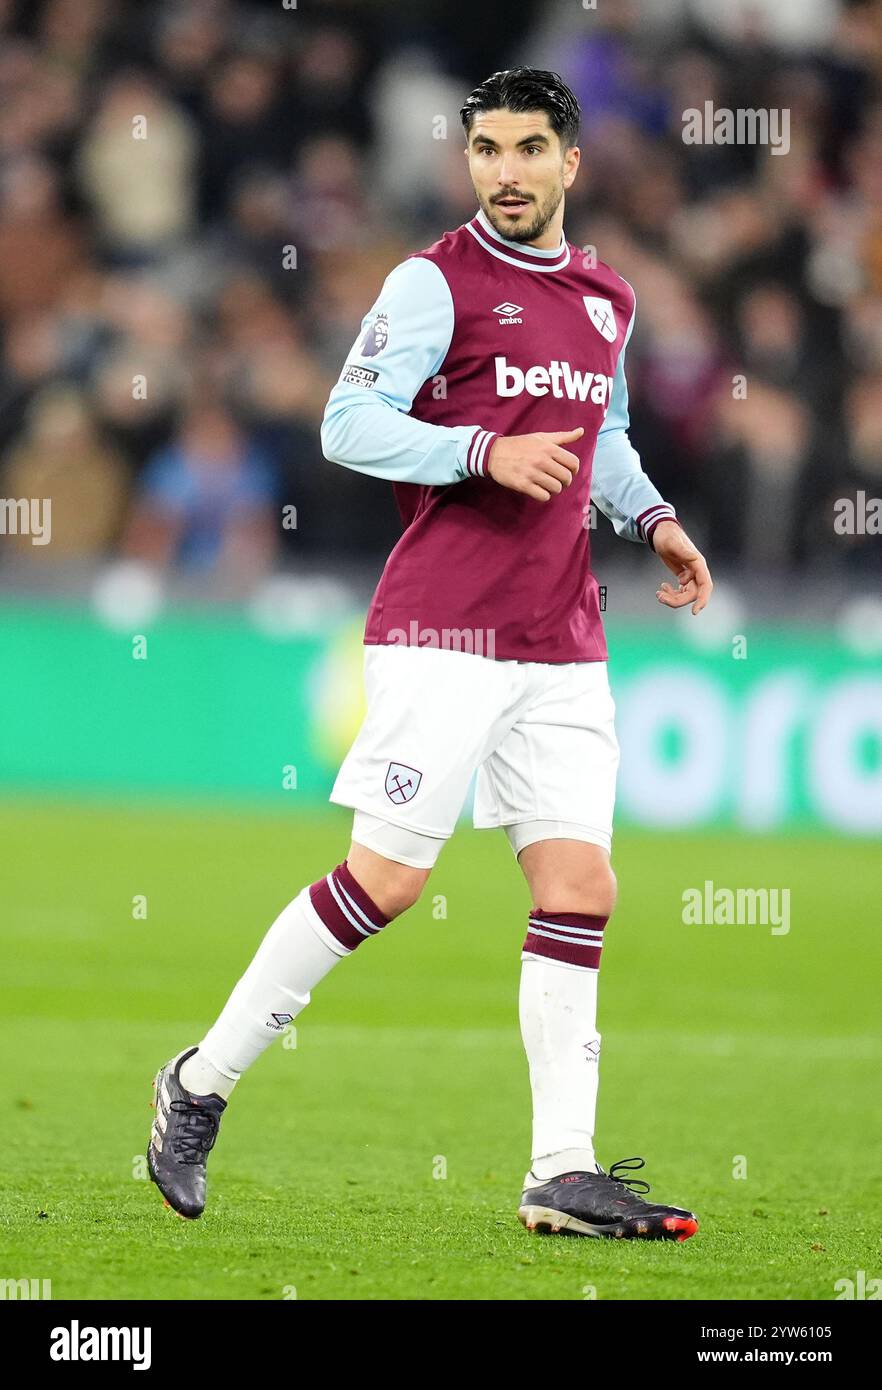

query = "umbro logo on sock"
[[267, 1012, 294, 1029]]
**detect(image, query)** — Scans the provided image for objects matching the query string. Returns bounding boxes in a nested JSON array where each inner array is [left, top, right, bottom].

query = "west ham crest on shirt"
[[359, 312, 390, 357], [583, 296, 617, 343], [385, 761, 422, 804]]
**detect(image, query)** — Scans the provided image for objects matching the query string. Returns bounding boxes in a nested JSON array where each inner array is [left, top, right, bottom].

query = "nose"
[[496, 152, 521, 189]]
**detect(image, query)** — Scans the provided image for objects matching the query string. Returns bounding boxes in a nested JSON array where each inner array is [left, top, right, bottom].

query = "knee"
[[380, 869, 428, 919], [346, 842, 429, 920], [537, 862, 617, 918], [601, 863, 618, 916]]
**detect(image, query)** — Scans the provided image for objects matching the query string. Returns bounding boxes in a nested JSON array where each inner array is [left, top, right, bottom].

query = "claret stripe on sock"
[[308, 860, 390, 952], [523, 908, 608, 969]]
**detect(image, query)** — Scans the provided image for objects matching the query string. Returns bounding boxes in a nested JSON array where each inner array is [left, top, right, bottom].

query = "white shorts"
[[329, 645, 620, 869]]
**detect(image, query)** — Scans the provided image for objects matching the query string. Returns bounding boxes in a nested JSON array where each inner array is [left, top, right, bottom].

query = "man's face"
[[464, 108, 579, 244]]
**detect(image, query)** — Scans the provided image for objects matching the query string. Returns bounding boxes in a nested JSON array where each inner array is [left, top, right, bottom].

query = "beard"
[[480, 183, 564, 244]]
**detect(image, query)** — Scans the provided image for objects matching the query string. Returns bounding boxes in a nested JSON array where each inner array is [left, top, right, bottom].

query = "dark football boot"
[[518, 1156, 699, 1241], [147, 1046, 227, 1219]]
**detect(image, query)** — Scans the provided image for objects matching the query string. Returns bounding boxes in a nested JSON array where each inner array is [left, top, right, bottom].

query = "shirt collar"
[[465, 206, 571, 272]]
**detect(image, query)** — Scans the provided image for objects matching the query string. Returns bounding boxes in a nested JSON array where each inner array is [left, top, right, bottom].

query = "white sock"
[[177, 1048, 238, 1100], [519, 955, 602, 1187], [180, 887, 347, 1096]]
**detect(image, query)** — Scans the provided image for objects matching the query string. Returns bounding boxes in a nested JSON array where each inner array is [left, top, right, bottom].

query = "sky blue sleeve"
[[320, 256, 498, 485], [591, 299, 677, 545]]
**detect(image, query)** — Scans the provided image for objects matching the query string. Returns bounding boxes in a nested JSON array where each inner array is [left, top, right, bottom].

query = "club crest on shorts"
[[385, 761, 422, 804], [583, 296, 617, 343]]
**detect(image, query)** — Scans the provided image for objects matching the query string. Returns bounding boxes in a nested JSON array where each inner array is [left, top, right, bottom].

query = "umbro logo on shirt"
[[492, 301, 523, 324]]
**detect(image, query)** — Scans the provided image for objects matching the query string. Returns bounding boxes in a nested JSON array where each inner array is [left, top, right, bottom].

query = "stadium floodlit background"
[[2, 0, 880, 1303]]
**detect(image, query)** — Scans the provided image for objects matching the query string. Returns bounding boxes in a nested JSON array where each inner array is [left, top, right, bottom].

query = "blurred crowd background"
[[1, 0, 881, 608]]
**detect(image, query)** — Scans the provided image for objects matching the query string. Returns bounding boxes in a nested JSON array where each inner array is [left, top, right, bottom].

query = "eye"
[[525, 145, 542, 155]]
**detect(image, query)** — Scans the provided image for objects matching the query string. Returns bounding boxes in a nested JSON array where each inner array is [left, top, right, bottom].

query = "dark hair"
[[460, 67, 581, 153]]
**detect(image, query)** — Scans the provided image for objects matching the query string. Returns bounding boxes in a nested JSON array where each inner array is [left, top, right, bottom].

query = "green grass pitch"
[[2, 796, 879, 1301]]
